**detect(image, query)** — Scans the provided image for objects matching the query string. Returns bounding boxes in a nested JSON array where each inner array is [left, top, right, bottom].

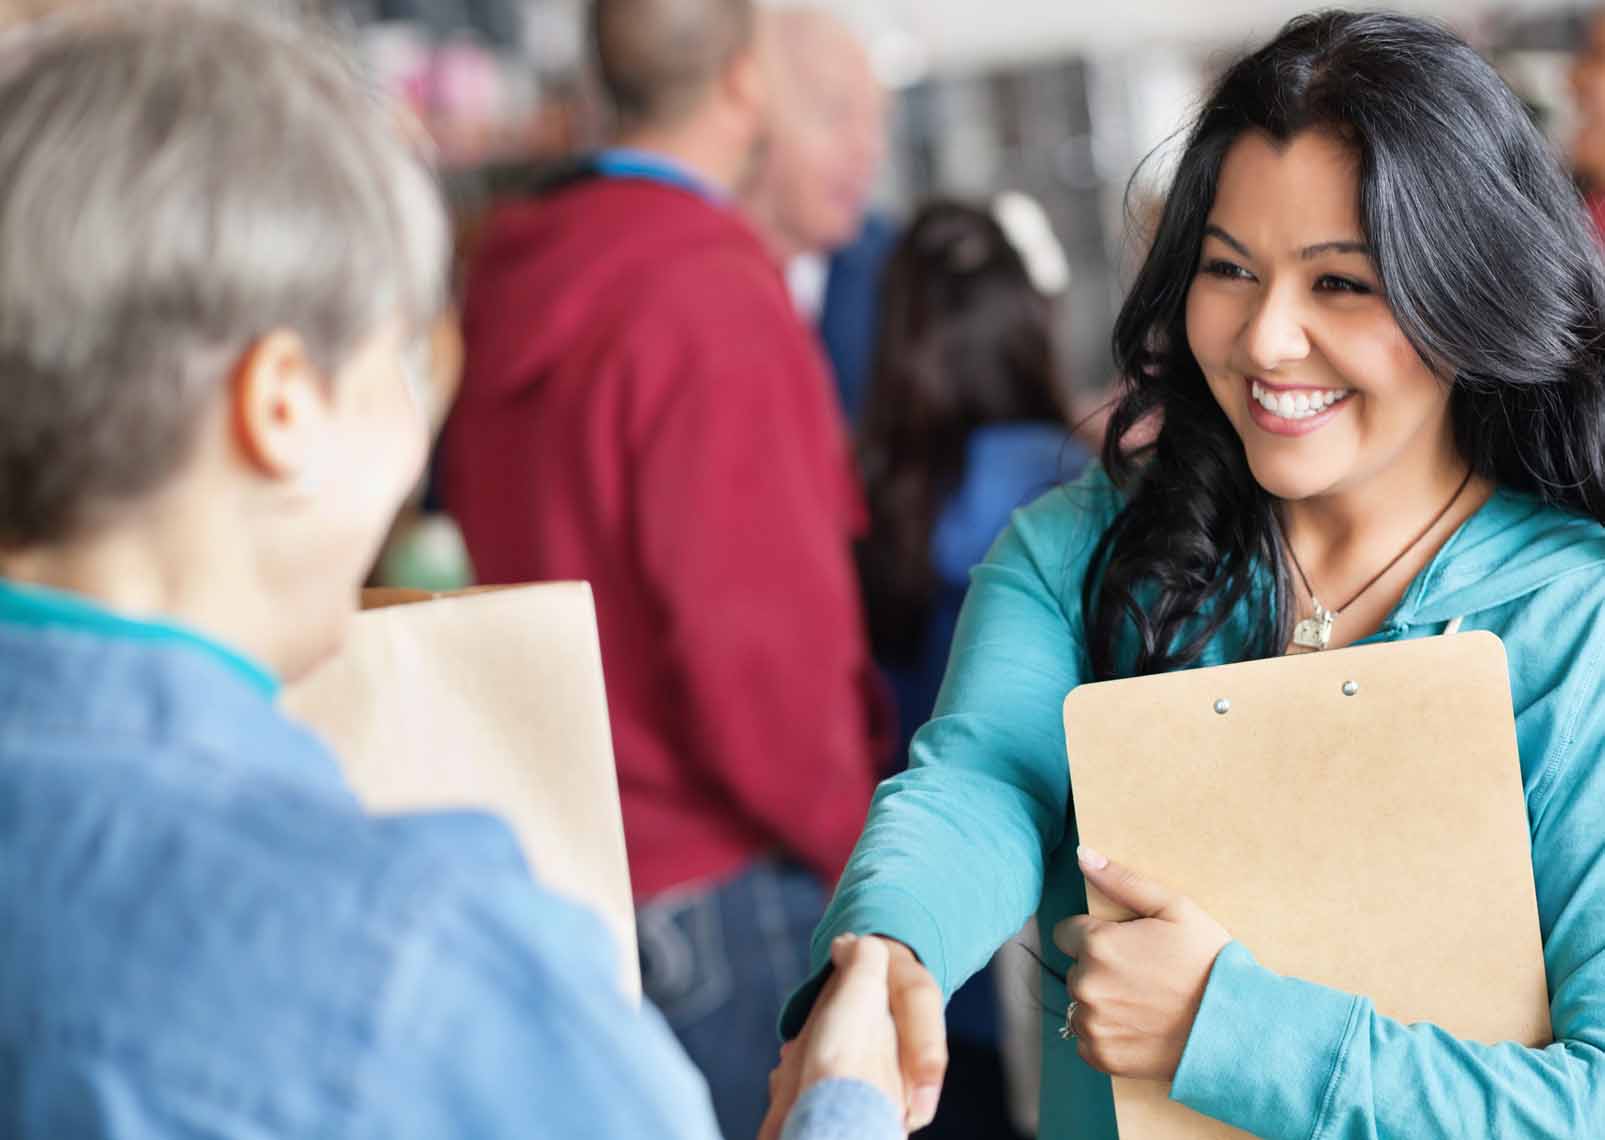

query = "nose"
[[1239, 280, 1311, 372]]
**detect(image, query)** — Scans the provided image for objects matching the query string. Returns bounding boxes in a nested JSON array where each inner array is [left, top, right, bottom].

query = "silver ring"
[[1058, 999, 1079, 1041]]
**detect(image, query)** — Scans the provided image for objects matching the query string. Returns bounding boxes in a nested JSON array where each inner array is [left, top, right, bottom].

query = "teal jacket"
[[782, 467, 1605, 1138]]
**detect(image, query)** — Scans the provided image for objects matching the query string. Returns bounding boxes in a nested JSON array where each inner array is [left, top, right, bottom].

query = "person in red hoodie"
[[1575, 8, 1605, 240], [439, 1, 881, 1135]]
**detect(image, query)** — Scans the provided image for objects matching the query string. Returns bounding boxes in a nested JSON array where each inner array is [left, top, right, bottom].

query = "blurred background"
[[308, 0, 1591, 410]]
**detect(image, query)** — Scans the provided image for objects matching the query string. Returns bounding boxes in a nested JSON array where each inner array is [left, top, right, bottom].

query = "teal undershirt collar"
[[0, 578, 279, 698]]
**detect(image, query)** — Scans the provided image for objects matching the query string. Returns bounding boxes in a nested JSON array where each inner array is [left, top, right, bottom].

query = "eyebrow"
[[1203, 223, 1370, 261]]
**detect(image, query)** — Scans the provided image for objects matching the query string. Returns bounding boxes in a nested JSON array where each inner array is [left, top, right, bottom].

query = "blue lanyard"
[[592, 148, 724, 203]]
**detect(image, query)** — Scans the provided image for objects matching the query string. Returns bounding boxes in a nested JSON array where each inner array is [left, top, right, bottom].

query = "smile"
[[1250, 379, 1353, 421]]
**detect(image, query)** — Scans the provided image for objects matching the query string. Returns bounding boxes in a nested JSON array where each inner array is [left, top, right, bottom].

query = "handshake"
[[759, 935, 949, 1140]]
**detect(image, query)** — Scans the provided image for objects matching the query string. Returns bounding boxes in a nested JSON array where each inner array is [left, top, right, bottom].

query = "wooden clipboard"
[[1063, 632, 1550, 1139]]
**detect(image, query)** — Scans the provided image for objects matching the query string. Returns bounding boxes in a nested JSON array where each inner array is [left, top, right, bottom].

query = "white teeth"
[[1249, 381, 1351, 420]]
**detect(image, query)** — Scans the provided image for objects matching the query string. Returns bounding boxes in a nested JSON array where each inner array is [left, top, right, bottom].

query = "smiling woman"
[[774, 10, 1605, 1140], [1091, 12, 1605, 677]]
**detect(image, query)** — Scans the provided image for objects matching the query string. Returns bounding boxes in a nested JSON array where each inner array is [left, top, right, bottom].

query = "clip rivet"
[[1342, 681, 1359, 697], [1213, 698, 1231, 715]]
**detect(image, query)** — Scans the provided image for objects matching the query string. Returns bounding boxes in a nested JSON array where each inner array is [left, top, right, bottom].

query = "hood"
[[1396, 488, 1605, 626], [455, 179, 771, 404]]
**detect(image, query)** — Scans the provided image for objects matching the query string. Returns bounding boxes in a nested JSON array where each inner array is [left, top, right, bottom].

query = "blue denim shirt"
[[0, 582, 898, 1139]]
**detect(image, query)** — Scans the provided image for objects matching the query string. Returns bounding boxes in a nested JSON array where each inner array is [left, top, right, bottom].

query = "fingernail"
[[910, 1084, 941, 1127], [1078, 845, 1109, 870], [831, 933, 857, 949]]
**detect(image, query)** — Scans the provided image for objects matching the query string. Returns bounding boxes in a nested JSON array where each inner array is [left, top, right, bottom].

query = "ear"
[[724, 42, 768, 122], [229, 330, 331, 481]]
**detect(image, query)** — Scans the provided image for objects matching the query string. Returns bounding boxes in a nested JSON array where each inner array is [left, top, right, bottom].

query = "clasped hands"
[[760, 847, 1232, 1137]]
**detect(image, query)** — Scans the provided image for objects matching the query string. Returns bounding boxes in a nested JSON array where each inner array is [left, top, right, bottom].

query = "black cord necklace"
[[1282, 467, 1475, 651]]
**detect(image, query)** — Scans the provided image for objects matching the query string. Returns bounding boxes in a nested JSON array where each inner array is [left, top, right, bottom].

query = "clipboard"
[[283, 583, 640, 1000], [1063, 632, 1550, 1139]]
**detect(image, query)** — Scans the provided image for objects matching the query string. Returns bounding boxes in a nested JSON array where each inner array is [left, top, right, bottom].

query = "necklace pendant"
[[1293, 604, 1337, 651]]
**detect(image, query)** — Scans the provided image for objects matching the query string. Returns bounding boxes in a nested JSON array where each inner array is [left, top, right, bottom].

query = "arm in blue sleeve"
[[1170, 642, 1605, 1139], [388, 848, 905, 1140], [781, 475, 1120, 1035], [781, 1079, 903, 1140], [377, 852, 727, 1140]]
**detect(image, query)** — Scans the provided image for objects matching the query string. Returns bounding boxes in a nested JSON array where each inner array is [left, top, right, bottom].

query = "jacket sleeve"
[[782, 1079, 904, 1140], [625, 251, 877, 884], [781, 476, 1118, 1033], [375, 835, 725, 1138], [1170, 636, 1605, 1138], [380, 831, 903, 1140]]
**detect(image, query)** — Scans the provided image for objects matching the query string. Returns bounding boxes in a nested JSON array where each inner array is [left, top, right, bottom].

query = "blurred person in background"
[[440, 0, 880, 1134], [1573, 6, 1605, 237], [0, 6, 908, 1139], [856, 198, 1085, 1140], [744, 5, 895, 424], [860, 198, 1082, 779]]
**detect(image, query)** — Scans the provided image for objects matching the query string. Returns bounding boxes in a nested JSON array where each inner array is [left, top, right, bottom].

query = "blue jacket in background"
[[819, 213, 900, 426], [0, 581, 897, 1140]]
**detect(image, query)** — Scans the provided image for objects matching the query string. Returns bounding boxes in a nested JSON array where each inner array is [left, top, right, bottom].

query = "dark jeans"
[[637, 859, 826, 1140]]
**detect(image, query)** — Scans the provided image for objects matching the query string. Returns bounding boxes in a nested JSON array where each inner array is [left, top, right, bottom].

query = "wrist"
[[865, 934, 920, 966]]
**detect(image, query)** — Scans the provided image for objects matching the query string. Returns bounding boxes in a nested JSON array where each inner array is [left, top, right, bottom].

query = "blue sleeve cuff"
[[778, 883, 948, 1040], [1170, 941, 1363, 1138], [780, 1079, 902, 1140]]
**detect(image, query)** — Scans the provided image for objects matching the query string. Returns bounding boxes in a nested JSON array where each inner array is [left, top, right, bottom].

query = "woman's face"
[[1185, 129, 1457, 504]]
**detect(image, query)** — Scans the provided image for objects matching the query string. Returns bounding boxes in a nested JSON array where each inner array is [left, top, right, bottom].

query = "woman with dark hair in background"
[[859, 198, 1084, 769], [855, 198, 1086, 1139], [768, 11, 1605, 1139]]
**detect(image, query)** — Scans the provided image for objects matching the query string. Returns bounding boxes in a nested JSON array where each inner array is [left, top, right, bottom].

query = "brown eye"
[[1202, 259, 1254, 281], [1315, 274, 1372, 295]]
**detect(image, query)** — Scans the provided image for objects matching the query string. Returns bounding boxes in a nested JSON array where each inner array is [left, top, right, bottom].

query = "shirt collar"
[[787, 253, 830, 320], [0, 578, 279, 698], [593, 148, 727, 203]]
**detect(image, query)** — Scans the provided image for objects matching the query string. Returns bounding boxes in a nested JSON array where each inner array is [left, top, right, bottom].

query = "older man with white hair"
[[744, 5, 895, 423]]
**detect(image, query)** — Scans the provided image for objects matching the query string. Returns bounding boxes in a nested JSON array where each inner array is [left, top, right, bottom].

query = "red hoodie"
[[441, 175, 878, 899]]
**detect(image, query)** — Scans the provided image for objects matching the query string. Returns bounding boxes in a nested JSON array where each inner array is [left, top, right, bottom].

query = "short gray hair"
[[0, 1, 449, 547]]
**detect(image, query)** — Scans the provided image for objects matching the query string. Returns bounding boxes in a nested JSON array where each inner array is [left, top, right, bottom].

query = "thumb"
[[1078, 845, 1174, 918]]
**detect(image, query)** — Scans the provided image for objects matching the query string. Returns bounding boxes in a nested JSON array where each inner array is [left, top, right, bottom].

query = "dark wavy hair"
[[859, 199, 1065, 663], [1087, 9, 1605, 680]]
